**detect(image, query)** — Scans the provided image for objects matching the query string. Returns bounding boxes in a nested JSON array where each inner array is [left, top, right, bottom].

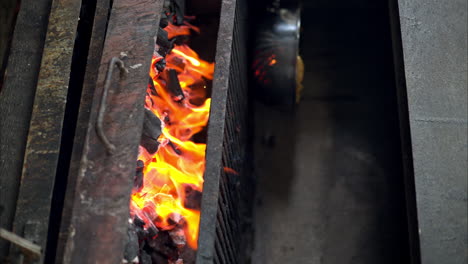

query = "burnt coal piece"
[[157, 27, 175, 57], [134, 160, 144, 191], [168, 227, 186, 248], [140, 108, 162, 154], [147, 231, 179, 261], [183, 185, 202, 210], [167, 69, 185, 101], [124, 223, 140, 262]]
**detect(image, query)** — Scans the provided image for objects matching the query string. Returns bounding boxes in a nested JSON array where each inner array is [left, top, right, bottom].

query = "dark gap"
[[251, 1, 416, 263], [388, 0, 421, 262], [0, 0, 22, 92], [102, 0, 114, 49], [44, 0, 97, 262]]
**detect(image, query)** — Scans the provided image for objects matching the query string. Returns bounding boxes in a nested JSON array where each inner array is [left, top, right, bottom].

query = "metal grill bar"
[[196, 0, 250, 262]]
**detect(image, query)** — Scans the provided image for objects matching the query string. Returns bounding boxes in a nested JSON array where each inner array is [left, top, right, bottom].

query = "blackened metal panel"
[[61, 0, 163, 263], [7, 0, 82, 262], [396, 0, 468, 263], [0, 0, 52, 259]]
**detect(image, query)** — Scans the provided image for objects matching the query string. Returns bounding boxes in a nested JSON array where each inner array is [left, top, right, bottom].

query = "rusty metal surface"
[[61, 0, 164, 263], [0, 0, 52, 260], [6, 0, 81, 262], [54, 1, 111, 262]]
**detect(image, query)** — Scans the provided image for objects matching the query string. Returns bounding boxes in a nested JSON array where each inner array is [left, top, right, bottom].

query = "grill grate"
[[214, 3, 249, 262], [196, 0, 252, 262]]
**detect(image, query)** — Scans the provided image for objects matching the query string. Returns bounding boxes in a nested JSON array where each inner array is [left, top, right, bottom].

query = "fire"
[[130, 22, 214, 250]]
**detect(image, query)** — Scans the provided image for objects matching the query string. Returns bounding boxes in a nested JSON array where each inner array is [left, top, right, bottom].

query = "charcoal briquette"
[[124, 227, 139, 262], [140, 251, 152, 264]]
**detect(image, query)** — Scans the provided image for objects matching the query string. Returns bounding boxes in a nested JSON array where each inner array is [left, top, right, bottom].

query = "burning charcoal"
[[157, 27, 175, 57], [172, 0, 185, 25], [168, 141, 182, 155], [140, 108, 162, 154], [134, 160, 144, 191], [155, 58, 166, 72], [174, 35, 190, 46], [147, 231, 179, 260], [169, 259, 184, 264], [140, 251, 152, 264], [151, 252, 169, 264], [168, 227, 186, 248], [140, 135, 160, 154], [160, 13, 169, 28], [183, 185, 202, 210], [179, 245, 196, 264], [136, 226, 149, 241], [143, 108, 162, 140], [149, 77, 158, 96], [124, 226, 139, 262], [168, 56, 185, 72], [167, 213, 183, 226], [143, 203, 158, 222], [167, 69, 185, 101], [134, 215, 146, 228], [147, 225, 159, 238]]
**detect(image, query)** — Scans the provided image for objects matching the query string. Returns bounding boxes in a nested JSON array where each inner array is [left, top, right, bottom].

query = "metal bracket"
[[96, 57, 129, 155], [0, 227, 41, 263]]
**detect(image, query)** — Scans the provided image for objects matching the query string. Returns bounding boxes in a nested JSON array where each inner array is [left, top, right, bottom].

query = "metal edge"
[[196, 0, 237, 263]]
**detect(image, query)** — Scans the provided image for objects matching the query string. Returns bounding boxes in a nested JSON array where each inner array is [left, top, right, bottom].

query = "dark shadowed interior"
[[251, 1, 412, 263]]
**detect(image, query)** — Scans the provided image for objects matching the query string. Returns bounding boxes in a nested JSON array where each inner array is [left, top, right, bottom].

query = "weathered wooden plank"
[[54, 1, 112, 263], [0, 0, 53, 260], [61, 0, 164, 263], [8, 0, 82, 262]]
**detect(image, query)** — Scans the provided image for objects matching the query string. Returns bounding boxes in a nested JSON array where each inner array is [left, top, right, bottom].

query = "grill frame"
[[196, 0, 253, 263]]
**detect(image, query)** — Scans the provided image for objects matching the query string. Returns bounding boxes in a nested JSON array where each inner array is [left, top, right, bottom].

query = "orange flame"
[[130, 23, 213, 250]]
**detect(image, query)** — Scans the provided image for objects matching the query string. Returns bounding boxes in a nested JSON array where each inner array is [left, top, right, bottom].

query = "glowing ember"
[[130, 21, 214, 250]]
